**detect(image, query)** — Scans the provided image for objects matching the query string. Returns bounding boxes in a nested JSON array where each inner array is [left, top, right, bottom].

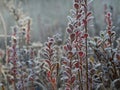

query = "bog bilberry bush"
[[88, 8, 120, 90], [63, 0, 93, 90], [0, 0, 120, 90]]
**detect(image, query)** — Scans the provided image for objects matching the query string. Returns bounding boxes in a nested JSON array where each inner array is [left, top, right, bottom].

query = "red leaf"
[[75, 31, 81, 37], [29, 77, 34, 81], [74, 3, 79, 9], [81, 3, 86, 8], [66, 28, 72, 34], [77, 14, 81, 19], [67, 44, 72, 51], [44, 53, 49, 58], [62, 61, 67, 65], [78, 51, 85, 57], [74, 62, 79, 68], [46, 48, 50, 52], [70, 33, 75, 42], [13, 69, 17, 74], [79, 9, 83, 13], [46, 42, 53, 48], [51, 64, 56, 72], [78, 21, 81, 26], [83, 33, 89, 38], [71, 76, 75, 83], [65, 66, 71, 72], [97, 40, 102, 46], [107, 12, 111, 17], [47, 71, 51, 77], [49, 38, 54, 42], [67, 51, 73, 58], [40, 63, 44, 68], [82, 19, 87, 25], [51, 78, 56, 84], [86, 12, 92, 19], [116, 54, 120, 61], [45, 60, 51, 66], [67, 79, 71, 85], [69, 24, 74, 30], [64, 45, 68, 51], [64, 71, 70, 78], [49, 42, 53, 47], [66, 83, 71, 88], [107, 30, 111, 35]]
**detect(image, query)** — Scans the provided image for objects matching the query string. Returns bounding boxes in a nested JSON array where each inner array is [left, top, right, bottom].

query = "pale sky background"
[[0, 0, 120, 48]]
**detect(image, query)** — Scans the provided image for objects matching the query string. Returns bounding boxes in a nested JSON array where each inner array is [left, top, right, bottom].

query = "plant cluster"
[[0, 0, 120, 90]]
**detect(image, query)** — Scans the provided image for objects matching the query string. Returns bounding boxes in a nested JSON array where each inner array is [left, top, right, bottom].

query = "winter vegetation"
[[0, 0, 120, 90]]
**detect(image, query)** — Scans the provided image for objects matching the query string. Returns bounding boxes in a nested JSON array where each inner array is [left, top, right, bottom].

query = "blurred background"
[[0, 0, 120, 48]]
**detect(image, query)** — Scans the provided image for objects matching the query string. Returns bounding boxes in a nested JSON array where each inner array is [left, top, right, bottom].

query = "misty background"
[[0, 0, 120, 48]]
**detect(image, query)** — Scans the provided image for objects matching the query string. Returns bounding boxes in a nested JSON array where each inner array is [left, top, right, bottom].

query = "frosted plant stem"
[[84, 0, 89, 90]]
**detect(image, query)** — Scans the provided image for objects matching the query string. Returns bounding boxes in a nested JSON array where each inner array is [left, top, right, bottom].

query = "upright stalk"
[[69, 58, 72, 90], [84, 0, 89, 90]]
